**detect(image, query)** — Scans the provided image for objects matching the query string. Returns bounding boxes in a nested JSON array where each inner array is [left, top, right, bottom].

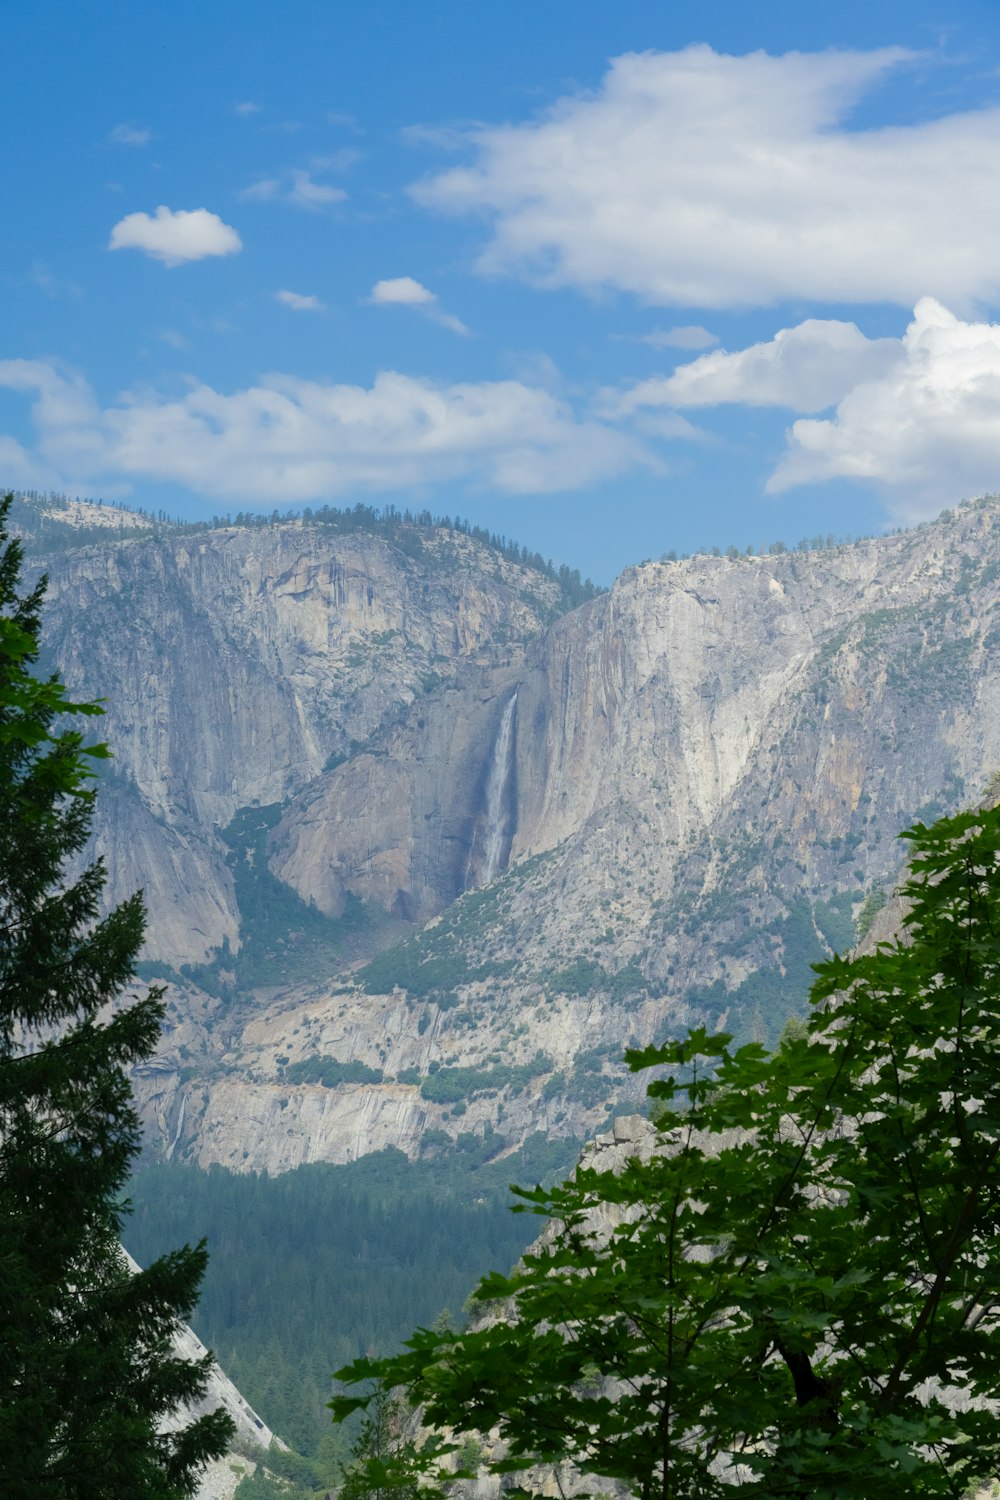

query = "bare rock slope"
[[20, 494, 1000, 1171]]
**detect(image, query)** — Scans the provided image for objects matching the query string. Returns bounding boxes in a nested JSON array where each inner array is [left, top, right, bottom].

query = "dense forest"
[[124, 1132, 579, 1459]]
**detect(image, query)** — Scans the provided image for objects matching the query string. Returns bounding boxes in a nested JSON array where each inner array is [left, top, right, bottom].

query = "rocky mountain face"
[[26, 502, 563, 962], [17, 493, 1000, 1174]]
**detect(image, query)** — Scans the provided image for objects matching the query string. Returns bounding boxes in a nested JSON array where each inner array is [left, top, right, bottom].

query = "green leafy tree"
[[334, 803, 1000, 1497], [0, 495, 234, 1497], [339, 1382, 417, 1500]]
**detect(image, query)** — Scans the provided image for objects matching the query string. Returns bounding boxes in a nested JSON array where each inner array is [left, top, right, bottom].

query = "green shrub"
[[282, 1056, 384, 1088]]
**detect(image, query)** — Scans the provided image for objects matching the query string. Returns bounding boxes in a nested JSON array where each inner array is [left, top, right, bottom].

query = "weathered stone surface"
[[22, 495, 1000, 1170], [268, 671, 522, 922], [33, 517, 560, 960]]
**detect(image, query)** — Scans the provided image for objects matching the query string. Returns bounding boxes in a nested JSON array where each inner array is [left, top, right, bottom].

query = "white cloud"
[[412, 45, 1000, 309], [0, 360, 651, 502], [636, 327, 719, 351], [287, 169, 347, 208], [239, 169, 346, 209], [239, 178, 281, 201], [275, 289, 326, 313], [429, 310, 470, 336], [369, 277, 469, 335], [234, 101, 261, 116], [630, 412, 711, 444], [500, 351, 563, 391], [109, 207, 242, 267], [613, 319, 899, 415], [109, 123, 151, 147], [370, 277, 435, 306], [767, 299, 1000, 514], [0, 434, 39, 484]]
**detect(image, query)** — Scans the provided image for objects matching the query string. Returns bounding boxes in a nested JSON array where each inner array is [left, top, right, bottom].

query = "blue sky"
[[4, 0, 1000, 582]]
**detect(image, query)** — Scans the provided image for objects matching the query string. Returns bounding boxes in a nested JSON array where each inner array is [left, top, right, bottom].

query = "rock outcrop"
[[119, 1248, 280, 1500]]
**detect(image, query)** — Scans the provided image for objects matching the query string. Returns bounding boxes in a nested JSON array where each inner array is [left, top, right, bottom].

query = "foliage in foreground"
[[0, 495, 233, 1497], [334, 803, 1000, 1497]]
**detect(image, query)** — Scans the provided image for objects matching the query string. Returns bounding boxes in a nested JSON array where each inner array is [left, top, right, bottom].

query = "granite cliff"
[[16, 492, 1000, 1173]]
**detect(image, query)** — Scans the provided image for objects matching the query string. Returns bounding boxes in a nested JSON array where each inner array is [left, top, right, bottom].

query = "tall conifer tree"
[[0, 494, 234, 1497]]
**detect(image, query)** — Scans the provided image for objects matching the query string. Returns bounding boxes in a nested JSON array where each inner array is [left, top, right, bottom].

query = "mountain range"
[[15, 489, 1000, 1176]]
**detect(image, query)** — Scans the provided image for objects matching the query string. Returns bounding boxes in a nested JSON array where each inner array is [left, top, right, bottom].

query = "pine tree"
[[0, 494, 234, 1496]]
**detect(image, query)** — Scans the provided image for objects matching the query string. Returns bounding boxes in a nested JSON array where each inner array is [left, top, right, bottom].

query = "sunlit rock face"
[[26, 496, 1000, 1170], [33, 514, 561, 960]]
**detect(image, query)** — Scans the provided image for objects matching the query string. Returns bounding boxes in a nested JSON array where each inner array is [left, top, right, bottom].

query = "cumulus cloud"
[[767, 299, 1000, 513], [0, 360, 651, 502], [370, 277, 435, 306], [109, 123, 151, 146], [369, 277, 469, 335], [109, 206, 242, 267], [412, 45, 1000, 309], [613, 319, 900, 415], [275, 289, 326, 312]]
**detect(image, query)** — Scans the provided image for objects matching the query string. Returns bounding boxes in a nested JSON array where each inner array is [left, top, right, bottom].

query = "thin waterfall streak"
[[463, 825, 481, 890], [165, 1091, 187, 1162], [481, 691, 518, 885]]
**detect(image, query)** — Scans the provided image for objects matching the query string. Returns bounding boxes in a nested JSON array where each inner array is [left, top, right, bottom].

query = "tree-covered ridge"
[[9, 488, 604, 615], [17, 486, 1000, 617]]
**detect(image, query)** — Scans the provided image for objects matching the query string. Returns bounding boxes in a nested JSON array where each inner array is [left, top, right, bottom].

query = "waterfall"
[[472, 691, 518, 887], [165, 1090, 187, 1162]]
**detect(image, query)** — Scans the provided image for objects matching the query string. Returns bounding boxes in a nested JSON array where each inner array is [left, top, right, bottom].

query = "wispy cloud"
[[287, 169, 346, 208], [327, 111, 361, 133], [275, 289, 326, 313], [239, 178, 281, 202], [109, 123, 152, 147], [411, 44, 1000, 310], [239, 167, 346, 209], [0, 360, 652, 502], [109, 206, 243, 267], [369, 277, 469, 335], [29, 261, 82, 300], [630, 326, 720, 351], [234, 101, 261, 117]]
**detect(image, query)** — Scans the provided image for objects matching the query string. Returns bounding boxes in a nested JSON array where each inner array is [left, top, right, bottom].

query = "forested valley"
[[124, 1132, 578, 1459]]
